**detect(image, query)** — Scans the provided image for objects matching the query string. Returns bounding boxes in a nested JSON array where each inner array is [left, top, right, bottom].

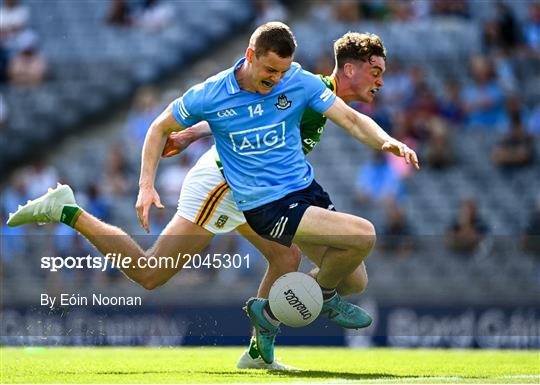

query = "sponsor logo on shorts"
[[289, 203, 298, 209], [229, 122, 286, 155], [283, 289, 312, 320], [215, 214, 229, 229]]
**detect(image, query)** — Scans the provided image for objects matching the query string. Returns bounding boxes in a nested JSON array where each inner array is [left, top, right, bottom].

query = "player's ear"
[[246, 47, 255, 63], [343, 63, 355, 78]]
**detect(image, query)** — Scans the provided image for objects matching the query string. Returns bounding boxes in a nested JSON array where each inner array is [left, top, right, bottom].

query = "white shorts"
[[177, 148, 246, 233]]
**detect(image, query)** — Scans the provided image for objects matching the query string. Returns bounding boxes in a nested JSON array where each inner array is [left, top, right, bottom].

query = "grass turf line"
[[1, 347, 538, 384]]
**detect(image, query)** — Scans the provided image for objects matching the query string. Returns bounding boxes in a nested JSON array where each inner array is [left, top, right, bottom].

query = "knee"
[[353, 220, 377, 254], [141, 279, 161, 291], [267, 244, 301, 274]]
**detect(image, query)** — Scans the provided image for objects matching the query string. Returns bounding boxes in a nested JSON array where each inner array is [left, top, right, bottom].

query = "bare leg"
[[294, 206, 376, 289], [297, 242, 368, 296], [236, 223, 301, 298], [74, 211, 214, 289]]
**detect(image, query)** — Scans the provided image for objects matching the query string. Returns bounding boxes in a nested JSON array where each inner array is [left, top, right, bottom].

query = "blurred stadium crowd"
[[1, 0, 539, 305]]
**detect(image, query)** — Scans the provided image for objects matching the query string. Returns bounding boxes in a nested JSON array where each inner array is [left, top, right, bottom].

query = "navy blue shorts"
[[243, 180, 335, 247]]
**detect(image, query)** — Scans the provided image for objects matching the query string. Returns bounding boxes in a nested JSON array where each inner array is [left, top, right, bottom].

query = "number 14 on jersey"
[[248, 104, 264, 118]]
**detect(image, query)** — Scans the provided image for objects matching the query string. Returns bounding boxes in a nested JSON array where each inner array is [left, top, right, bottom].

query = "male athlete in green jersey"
[[163, 32, 387, 368]]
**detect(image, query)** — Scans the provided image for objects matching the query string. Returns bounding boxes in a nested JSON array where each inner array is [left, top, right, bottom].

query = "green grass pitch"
[[1, 347, 538, 383]]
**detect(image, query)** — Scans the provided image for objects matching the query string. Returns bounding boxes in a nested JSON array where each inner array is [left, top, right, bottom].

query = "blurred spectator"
[[0, 92, 7, 127], [0, 207, 26, 266], [527, 103, 540, 136], [313, 50, 334, 76], [307, 0, 333, 23], [82, 184, 111, 222], [423, 117, 455, 169], [157, 154, 192, 206], [406, 81, 441, 134], [522, 197, 540, 256], [124, 86, 162, 149], [446, 199, 489, 254], [253, 0, 287, 26], [492, 1, 522, 51], [439, 81, 464, 125], [0, 45, 8, 83], [134, 0, 174, 32], [333, 0, 362, 23], [102, 144, 134, 199], [355, 150, 406, 207], [386, 118, 418, 179], [483, 20, 503, 54], [523, 2, 540, 54], [106, 0, 132, 27], [461, 55, 507, 131], [430, 0, 469, 18], [380, 201, 414, 257], [0, 0, 30, 49], [491, 113, 535, 170], [379, 60, 414, 116], [20, 160, 58, 198], [7, 31, 47, 88], [1, 174, 28, 214], [387, 0, 414, 21]]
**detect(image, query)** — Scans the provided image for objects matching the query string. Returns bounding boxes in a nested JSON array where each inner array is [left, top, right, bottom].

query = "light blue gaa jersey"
[[172, 58, 336, 211]]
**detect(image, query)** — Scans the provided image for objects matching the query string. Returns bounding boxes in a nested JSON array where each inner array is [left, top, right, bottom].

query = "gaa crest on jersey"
[[275, 94, 292, 110], [215, 214, 229, 229]]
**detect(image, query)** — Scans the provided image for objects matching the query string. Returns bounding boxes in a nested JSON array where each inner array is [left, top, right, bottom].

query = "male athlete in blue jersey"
[[8, 22, 418, 366], [169, 23, 418, 364]]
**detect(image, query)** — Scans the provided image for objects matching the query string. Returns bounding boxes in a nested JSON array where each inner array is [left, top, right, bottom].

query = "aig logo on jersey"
[[229, 122, 286, 155], [217, 108, 238, 118]]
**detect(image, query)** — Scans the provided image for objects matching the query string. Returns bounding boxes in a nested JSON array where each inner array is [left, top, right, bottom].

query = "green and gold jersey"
[[300, 75, 336, 154]]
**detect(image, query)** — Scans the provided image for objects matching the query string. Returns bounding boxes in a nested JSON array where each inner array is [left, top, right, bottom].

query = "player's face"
[[248, 49, 292, 94], [349, 56, 385, 103]]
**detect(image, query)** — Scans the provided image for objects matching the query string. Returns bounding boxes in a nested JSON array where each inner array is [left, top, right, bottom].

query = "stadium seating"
[[1, 0, 254, 177]]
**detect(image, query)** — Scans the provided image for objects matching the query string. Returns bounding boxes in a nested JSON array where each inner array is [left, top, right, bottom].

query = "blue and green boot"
[[243, 297, 279, 364], [320, 294, 372, 329]]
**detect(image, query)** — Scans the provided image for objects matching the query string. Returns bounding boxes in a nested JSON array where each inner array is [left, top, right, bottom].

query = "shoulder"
[[184, 69, 229, 108]]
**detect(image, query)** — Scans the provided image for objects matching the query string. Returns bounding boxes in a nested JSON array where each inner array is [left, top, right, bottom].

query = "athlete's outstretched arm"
[[137, 102, 185, 231], [161, 121, 212, 158], [324, 97, 420, 169]]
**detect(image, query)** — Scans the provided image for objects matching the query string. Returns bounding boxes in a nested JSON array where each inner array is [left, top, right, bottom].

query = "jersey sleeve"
[[171, 83, 205, 128], [301, 69, 337, 114]]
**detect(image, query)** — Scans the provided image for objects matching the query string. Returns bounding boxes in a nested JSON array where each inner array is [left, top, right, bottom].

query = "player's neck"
[[235, 62, 257, 93], [333, 71, 354, 104]]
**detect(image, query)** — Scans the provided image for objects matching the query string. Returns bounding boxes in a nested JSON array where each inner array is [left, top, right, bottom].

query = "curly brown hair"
[[334, 32, 386, 69], [249, 22, 297, 58]]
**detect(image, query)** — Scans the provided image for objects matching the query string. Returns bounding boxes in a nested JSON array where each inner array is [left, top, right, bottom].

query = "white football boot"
[[6, 183, 77, 227], [236, 351, 300, 371]]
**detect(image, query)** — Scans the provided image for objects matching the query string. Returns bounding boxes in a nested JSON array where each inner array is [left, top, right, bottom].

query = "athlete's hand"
[[381, 139, 420, 170], [135, 186, 165, 232], [161, 130, 194, 158]]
